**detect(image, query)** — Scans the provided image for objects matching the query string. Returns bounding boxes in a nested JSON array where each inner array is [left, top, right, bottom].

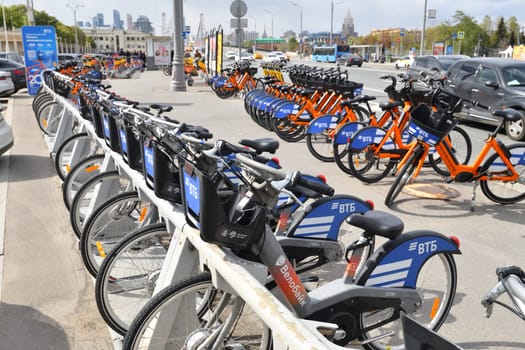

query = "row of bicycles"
[[240, 64, 525, 210], [31, 66, 525, 349]]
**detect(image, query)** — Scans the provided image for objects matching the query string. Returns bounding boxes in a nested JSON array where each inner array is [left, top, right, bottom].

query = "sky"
[[6, 0, 525, 37]]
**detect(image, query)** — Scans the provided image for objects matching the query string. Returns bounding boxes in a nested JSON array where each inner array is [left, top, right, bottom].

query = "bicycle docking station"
[[40, 74, 347, 350]]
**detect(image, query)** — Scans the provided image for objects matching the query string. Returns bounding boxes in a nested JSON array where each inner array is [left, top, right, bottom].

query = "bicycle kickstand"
[[470, 181, 478, 212]]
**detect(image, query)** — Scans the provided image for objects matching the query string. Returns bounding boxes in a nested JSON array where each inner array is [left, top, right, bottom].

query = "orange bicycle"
[[385, 101, 525, 209]]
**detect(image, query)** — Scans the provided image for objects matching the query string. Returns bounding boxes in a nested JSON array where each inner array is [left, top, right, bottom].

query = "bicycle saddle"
[[239, 138, 279, 154], [346, 210, 404, 240], [493, 108, 522, 122], [379, 100, 404, 111]]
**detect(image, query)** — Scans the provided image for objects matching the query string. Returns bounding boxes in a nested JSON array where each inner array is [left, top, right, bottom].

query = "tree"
[[493, 17, 508, 48], [287, 37, 298, 52]]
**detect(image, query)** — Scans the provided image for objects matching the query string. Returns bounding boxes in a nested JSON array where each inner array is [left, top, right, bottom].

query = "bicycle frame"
[[435, 135, 520, 182]]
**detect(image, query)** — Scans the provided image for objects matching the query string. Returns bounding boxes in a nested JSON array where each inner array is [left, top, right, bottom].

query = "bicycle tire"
[[69, 171, 130, 239], [357, 252, 457, 350], [332, 122, 367, 175], [346, 129, 397, 183], [384, 144, 425, 207], [54, 132, 102, 181], [479, 144, 525, 204], [272, 117, 307, 142], [80, 191, 154, 277], [36, 101, 61, 136], [123, 272, 271, 350], [306, 131, 334, 162], [95, 223, 170, 335], [428, 126, 472, 177], [62, 154, 106, 210]]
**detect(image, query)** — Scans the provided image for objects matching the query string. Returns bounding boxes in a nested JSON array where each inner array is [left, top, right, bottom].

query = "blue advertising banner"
[[21, 26, 58, 95]]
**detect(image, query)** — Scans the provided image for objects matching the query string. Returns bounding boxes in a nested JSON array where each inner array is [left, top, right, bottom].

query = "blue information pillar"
[[21, 26, 58, 95]]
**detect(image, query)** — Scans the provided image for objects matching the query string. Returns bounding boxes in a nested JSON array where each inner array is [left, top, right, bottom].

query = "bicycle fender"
[[358, 230, 461, 289], [274, 102, 300, 119], [349, 126, 395, 150], [307, 115, 338, 134], [333, 122, 364, 145], [290, 195, 372, 241]]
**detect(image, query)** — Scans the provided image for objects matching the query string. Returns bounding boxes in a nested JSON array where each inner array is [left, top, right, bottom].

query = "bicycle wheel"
[[123, 272, 271, 350], [384, 144, 425, 207], [54, 132, 102, 181], [332, 122, 366, 175], [306, 130, 334, 162], [69, 171, 131, 239], [80, 191, 154, 277], [95, 223, 171, 335], [271, 117, 307, 142], [62, 154, 106, 210], [480, 144, 525, 204], [36, 101, 62, 136], [428, 126, 472, 177], [357, 252, 457, 350], [346, 135, 397, 184]]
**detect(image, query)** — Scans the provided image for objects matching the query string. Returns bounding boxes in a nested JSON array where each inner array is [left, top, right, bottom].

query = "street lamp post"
[[249, 15, 257, 52], [264, 9, 274, 51], [420, 0, 428, 56], [66, 3, 83, 53], [329, 1, 342, 45], [1, 1, 9, 52], [291, 1, 302, 58]]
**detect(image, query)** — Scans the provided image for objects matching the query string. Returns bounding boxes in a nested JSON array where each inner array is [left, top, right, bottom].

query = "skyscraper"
[[342, 11, 356, 37], [93, 13, 104, 27], [134, 15, 154, 35], [113, 10, 123, 29], [127, 14, 134, 31]]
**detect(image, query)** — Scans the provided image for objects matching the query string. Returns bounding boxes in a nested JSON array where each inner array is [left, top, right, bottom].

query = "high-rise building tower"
[[134, 15, 154, 35], [341, 11, 356, 37], [93, 13, 104, 27], [127, 14, 133, 31], [113, 10, 123, 29]]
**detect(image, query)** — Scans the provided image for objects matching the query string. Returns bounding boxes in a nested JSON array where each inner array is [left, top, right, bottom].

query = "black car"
[[0, 59, 26, 92], [444, 57, 525, 141], [408, 55, 469, 79], [336, 54, 363, 67]]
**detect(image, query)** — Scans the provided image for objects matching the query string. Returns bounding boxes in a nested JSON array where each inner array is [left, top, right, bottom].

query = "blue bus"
[[311, 45, 350, 63]]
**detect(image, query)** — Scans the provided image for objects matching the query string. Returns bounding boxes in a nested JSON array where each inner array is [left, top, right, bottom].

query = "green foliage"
[[287, 37, 298, 52], [0, 5, 88, 49], [349, 9, 523, 56]]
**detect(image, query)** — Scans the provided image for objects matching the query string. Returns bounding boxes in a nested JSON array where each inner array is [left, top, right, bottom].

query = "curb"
[[0, 96, 14, 301]]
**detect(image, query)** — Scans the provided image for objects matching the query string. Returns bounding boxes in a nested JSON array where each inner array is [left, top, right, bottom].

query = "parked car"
[[233, 51, 254, 63], [225, 51, 236, 60], [408, 55, 469, 79], [271, 51, 290, 63], [0, 52, 24, 65], [0, 104, 14, 155], [0, 59, 26, 92], [58, 53, 83, 65], [263, 53, 281, 63], [444, 57, 525, 141], [0, 71, 15, 97], [393, 55, 414, 69], [336, 53, 364, 67]]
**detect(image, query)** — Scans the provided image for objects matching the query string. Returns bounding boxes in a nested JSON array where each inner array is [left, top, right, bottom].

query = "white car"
[[0, 70, 15, 97], [263, 53, 281, 63], [0, 104, 13, 155], [233, 52, 253, 63], [271, 51, 289, 63], [225, 51, 236, 60], [393, 55, 415, 70]]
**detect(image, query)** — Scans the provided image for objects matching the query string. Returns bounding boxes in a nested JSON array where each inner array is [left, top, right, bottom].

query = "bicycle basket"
[[117, 117, 143, 171], [101, 111, 121, 152], [141, 138, 181, 203], [180, 159, 266, 251], [250, 67, 258, 76], [408, 104, 457, 146]]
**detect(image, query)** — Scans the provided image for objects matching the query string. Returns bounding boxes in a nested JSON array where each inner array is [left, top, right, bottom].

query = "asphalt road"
[[0, 62, 523, 349]]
